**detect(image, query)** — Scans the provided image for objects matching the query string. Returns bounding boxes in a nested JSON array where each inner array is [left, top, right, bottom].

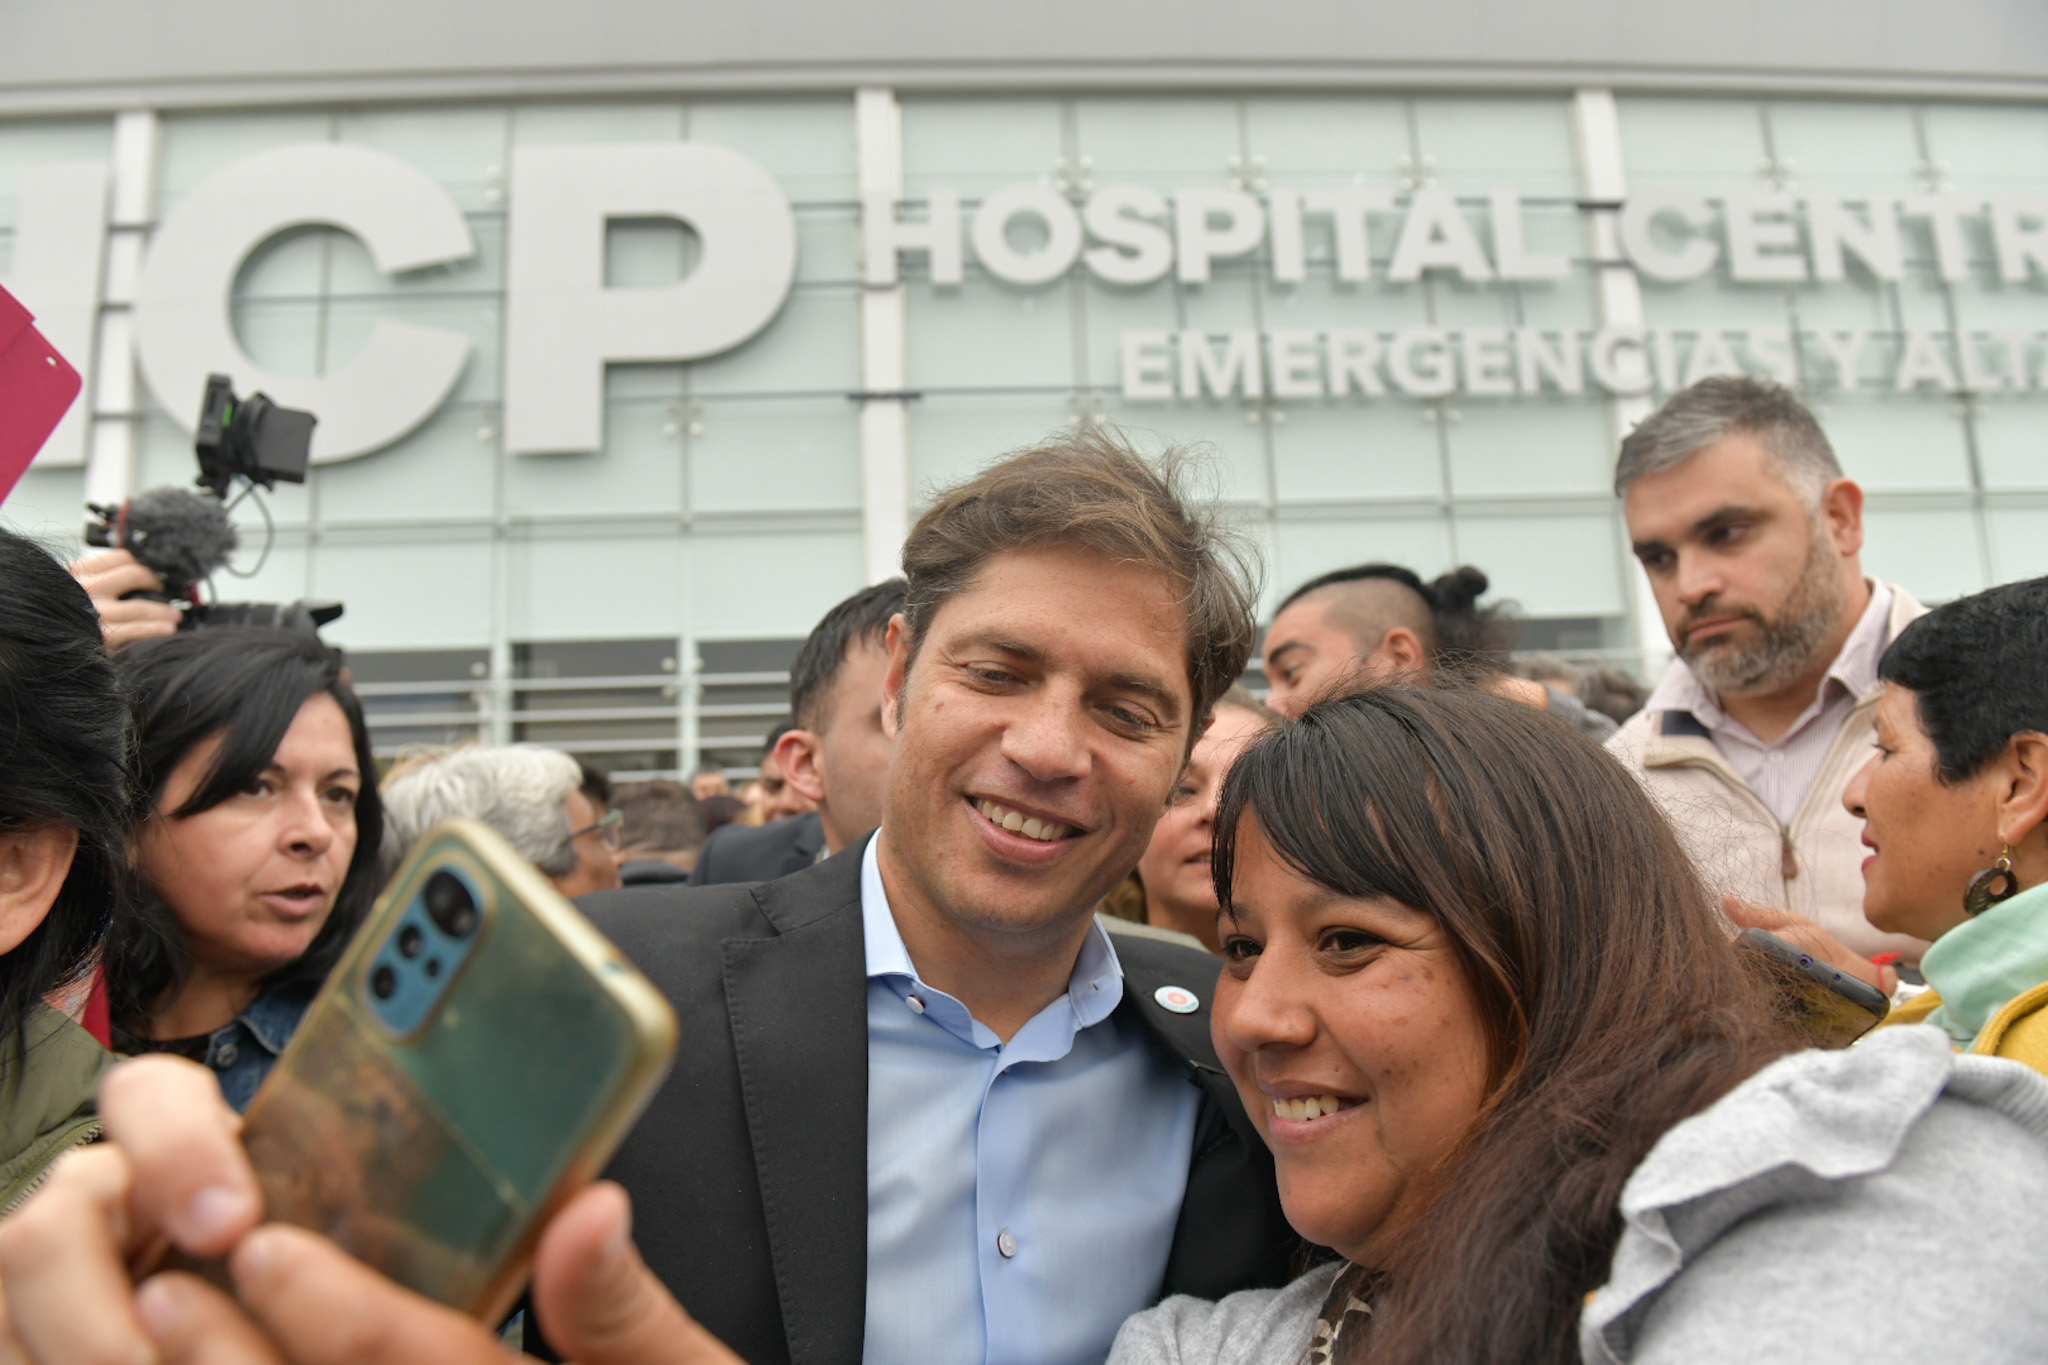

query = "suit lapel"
[[721, 846, 870, 1365]]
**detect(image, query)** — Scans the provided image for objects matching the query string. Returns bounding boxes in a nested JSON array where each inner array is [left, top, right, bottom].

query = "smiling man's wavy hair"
[[898, 428, 1261, 728]]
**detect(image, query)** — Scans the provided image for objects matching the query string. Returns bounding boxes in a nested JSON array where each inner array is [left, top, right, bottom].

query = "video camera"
[[85, 375, 342, 635]]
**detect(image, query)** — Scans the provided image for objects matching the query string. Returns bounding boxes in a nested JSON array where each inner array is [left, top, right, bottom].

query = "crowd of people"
[[0, 372, 2044, 1364]]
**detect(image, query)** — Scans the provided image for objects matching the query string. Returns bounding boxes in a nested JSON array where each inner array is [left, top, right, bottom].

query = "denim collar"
[[235, 978, 320, 1055]]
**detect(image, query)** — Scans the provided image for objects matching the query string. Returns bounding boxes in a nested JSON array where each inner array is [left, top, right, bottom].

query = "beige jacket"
[[1606, 587, 1929, 964]]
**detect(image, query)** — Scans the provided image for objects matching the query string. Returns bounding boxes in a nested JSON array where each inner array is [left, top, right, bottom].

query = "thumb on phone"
[[531, 1182, 740, 1365]]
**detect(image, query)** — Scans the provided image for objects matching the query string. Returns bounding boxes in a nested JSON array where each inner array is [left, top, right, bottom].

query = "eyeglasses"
[[568, 809, 625, 851]]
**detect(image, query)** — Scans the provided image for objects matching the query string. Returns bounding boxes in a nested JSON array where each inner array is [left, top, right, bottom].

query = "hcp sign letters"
[[6, 139, 2046, 467]]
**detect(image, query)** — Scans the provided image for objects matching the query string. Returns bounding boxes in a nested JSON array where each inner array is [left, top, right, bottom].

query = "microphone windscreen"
[[120, 487, 238, 595]]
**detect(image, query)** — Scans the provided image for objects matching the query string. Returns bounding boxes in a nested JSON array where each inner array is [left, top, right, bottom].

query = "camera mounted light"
[[195, 373, 316, 498]]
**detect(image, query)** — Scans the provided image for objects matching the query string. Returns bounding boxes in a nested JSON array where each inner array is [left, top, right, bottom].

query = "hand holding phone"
[[1737, 926, 1890, 1047], [226, 820, 679, 1321]]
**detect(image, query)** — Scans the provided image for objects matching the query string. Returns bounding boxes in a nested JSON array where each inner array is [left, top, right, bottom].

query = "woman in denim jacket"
[[105, 628, 383, 1111]]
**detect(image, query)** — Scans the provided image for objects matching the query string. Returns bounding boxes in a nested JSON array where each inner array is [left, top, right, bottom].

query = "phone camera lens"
[[424, 872, 478, 938], [371, 964, 398, 1000], [397, 925, 425, 959]]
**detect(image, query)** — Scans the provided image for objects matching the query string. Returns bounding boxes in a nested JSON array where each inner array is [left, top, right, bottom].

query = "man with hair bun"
[[1607, 374, 1928, 964], [1261, 562, 1615, 738]]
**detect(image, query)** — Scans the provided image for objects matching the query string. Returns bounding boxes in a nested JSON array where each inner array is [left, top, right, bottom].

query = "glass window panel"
[[1078, 277, 1194, 391], [503, 401, 683, 520], [312, 538, 493, 650], [1790, 277, 1895, 336], [907, 275, 1077, 391], [231, 225, 330, 299], [1268, 403, 1445, 504], [1862, 506, 1986, 602], [604, 216, 696, 288], [335, 106, 510, 215], [1411, 98, 1577, 196], [687, 398, 859, 514], [903, 99, 1066, 197], [156, 112, 337, 212], [1763, 102, 1922, 195], [1922, 105, 2048, 199], [1948, 282, 2048, 335], [1271, 517, 1455, 608], [1638, 277, 1797, 337], [1453, 512, 1626, 617], [1094, 395, 1270, 508], [689, 531, 864, 640], [1616, 99, 1768, 190], [1971, 401, 2048, 491], [508, 535, 685, 642], [207, 542, 313, 615], [1242, 98, 1410, 189], [1074, 99, 1243, 193], [509, 103, 684, 146], [226, 296, 324, 380], [687, 100, 856, 203], [0, 467, 88, 549], [316, 404, 498, 524], [1986, 506, 2048, 584], [1444, 401, 1615, 499], [0, 117, 112, 230], [909, 394, 1077, 497], [1809, 392, 1973, 493], [792, 207, 860, 288]]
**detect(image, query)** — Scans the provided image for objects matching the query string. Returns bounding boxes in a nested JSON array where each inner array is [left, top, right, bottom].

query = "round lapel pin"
[[1154, 984, 1199, 1014]]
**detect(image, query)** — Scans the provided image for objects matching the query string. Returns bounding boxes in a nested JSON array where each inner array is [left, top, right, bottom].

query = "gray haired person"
[[1607, 374, 1928, 964], [380, 744, 621, 898]]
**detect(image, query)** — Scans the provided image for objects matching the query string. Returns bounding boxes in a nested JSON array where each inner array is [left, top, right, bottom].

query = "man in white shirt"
[[1606, 376, 1928, 962]]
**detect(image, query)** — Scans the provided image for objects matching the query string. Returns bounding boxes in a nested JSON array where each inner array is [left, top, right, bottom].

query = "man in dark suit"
[[692, 580, 905, 887], [6, 435, 1296, 1365], [540, 433, 1295, 1364]]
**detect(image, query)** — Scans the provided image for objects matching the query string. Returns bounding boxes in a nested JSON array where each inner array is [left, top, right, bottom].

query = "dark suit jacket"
[[688, 810, 826, 886], [533, 842, 1297, 1365]]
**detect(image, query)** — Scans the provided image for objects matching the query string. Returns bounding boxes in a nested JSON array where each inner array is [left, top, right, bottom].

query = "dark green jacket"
[[0, 1004, 114, 1215]]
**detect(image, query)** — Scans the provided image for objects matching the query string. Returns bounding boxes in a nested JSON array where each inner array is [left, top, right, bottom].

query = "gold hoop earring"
[[1964, 844, 2020, 917]]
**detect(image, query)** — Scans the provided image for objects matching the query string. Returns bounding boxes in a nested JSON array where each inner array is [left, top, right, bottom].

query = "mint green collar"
[[1921, 879, 2048, 1049]]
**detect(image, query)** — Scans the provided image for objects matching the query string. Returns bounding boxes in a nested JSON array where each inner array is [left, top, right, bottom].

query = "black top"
[[530, 839, 1298, 1365]]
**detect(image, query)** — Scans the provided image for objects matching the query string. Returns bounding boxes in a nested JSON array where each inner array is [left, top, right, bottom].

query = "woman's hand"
[[0, 1055, 739, 1365], [68, 549, 181, 647], [1722, 894, 1895, 997]]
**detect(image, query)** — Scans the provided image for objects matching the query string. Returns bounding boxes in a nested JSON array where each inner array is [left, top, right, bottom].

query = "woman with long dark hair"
[[0, 529, 130, 1211], [1111, 686, 2048, 1364], [104, 628, 383, 1111]]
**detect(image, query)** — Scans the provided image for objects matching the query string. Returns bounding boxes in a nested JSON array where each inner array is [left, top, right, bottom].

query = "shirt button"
[[1768, 750, 1786, 764], [214, 1042, 239, 1067], [996, 1229, 1018, 1259], [906, 995, 925, 1014]]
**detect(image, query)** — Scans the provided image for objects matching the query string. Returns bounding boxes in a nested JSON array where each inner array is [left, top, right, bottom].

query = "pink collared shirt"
[[1643, 582, 1894, 827]]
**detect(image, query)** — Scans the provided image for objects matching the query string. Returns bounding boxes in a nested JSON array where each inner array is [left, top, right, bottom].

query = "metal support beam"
[[1570, 88, 1671, 683], [82, 108, 159, 507], [854, 86, 911, 586]]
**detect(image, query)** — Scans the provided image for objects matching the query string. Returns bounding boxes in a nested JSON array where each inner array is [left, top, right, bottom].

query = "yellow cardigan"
[[1886, 980, 2048, 1074]]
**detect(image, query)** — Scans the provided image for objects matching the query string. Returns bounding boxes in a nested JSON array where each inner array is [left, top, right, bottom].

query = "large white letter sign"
[[135, 144, 474, 463], [505, 143, 796, 456]]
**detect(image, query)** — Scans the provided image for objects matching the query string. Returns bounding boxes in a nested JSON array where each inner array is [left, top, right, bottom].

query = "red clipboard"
[[0, 284, 84, 506]]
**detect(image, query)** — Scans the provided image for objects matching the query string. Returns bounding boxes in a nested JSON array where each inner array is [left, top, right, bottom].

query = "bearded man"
[[1608, 376, 1928, 963]]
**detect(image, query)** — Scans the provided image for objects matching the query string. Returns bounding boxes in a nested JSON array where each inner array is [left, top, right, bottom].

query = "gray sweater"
[[1109, 1026, 2048, 1365]]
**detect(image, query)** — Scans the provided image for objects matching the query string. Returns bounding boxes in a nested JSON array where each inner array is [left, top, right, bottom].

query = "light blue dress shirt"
[[859, 836, 1202, 1365]]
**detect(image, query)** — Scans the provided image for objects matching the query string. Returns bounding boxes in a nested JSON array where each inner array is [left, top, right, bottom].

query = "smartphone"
[[228, 820, 678, 1322], [1736, 927, 1890, 1047]]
